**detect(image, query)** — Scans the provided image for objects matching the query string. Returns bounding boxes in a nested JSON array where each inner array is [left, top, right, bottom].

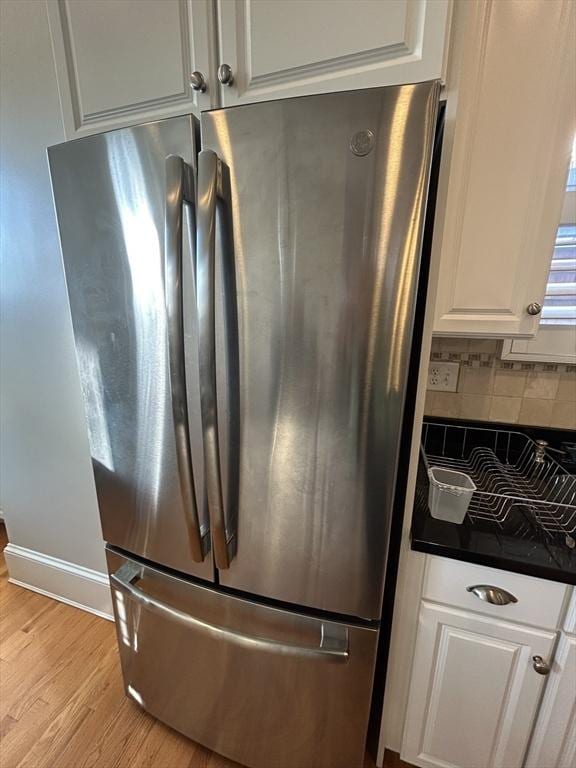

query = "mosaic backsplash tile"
[[425, 338, 576, 429]]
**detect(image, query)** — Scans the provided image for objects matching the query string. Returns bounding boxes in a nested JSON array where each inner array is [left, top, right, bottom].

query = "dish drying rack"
[[421, 422, 576, 549]]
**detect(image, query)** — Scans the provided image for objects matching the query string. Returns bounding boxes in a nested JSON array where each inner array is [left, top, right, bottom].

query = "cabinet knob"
[[532, 655, 551, 675], [466, 585, 518, 605], [190, 71, 207, 92], [526, 302, 542, 316], [218, 63, 234, 86]]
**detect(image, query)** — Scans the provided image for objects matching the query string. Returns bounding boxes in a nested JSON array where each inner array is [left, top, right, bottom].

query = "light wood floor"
[[0, 525, 408, 768]]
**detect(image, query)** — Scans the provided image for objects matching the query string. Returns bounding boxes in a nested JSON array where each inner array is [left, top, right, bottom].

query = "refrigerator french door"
[[48, 115, 213, 581], [49, 81, 440, 768]]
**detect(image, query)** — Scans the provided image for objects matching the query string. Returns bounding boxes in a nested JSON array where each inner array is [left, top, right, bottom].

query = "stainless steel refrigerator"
[[49, 82, 440, 768]]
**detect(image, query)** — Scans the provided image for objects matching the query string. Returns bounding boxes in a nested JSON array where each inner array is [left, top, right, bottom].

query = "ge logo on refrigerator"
[[350, 130, 375, 156]]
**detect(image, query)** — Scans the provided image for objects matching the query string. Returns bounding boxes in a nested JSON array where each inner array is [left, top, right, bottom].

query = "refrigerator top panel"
[[201, 82, 440, 619], [48, 116, 214, 581]]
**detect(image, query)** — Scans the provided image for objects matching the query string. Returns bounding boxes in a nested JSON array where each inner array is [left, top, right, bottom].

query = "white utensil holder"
[[428, 466, 476, 524]]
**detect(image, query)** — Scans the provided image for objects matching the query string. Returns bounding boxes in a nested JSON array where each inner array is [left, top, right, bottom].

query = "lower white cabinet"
[[402, 601, 556, 768], [525, 631, 576, 768]]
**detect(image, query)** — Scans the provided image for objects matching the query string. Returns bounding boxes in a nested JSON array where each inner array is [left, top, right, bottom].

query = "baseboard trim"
[[4, 543, 113, 621]]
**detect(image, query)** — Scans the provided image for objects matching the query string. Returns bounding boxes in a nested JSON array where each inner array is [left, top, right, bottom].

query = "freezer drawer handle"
[[196, 149, 231, 569], [164, 154, 206, 562], [110, 566, 349, 663]]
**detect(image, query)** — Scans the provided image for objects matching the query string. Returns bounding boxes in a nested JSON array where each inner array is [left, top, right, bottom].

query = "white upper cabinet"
[[433, 0, 576, 337], [215, 0, 450, 107], [47, 0, 217, 138], [46, 0, 451, 136]]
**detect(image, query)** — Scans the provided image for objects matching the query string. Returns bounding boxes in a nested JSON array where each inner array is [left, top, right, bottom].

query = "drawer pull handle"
[[532, 655, 551, 675], [466, 584, 518, 605]]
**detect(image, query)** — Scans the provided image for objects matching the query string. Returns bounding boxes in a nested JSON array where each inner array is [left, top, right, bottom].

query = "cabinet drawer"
[[423, 556, 568, 629]]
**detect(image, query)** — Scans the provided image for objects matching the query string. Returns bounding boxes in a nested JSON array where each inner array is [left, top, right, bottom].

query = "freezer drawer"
[[106, 548, 378, 768]]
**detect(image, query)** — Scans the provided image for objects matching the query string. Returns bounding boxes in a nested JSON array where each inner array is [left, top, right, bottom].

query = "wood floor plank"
[[125, 718, 212, 768], [88, 698, 156, 768], [0, 629, 35, 664], [1, 601, 84, 675], [0, 698, 53, 768], [16, 644, 120, 768], [16, 704, 94, 768], [0, 614, 79, 690], [0, 524, 411, 768], [1, 612, 110, 720], [0, 599, 70, 663], [51, 681, 147, 768], [0, 713, 18, 740], [0, 589, 52, 640]]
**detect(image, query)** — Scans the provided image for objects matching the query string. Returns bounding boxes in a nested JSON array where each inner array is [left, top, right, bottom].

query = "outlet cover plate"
[[428, 361, 460, 392]]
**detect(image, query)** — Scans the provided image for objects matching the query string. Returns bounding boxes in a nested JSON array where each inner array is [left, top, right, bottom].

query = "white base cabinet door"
[[525, 633, 576, 768], [215, 0, 450, 107], [402, 601, 556, 768]]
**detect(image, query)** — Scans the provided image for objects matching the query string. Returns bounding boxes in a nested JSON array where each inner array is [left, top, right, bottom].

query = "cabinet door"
[[525, 632, 576, 768], [433, 0, 575, 337], [215, 0, 449, 107], [46, 0, 217, 139], [402, 601, 556, 768]]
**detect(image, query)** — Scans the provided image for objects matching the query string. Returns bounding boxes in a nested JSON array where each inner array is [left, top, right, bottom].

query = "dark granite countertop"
[[411, 418, 576, 585]]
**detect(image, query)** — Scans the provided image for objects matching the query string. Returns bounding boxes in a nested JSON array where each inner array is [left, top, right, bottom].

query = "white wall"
[[0, 2, 107, 582]]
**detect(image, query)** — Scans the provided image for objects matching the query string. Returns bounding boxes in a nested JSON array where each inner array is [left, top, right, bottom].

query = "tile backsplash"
[[425, 338, 576, 429]]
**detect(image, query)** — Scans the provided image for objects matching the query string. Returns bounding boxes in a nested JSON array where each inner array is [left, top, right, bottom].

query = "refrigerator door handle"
[[164, 154, 206, 563], [110, 565, 350, 662], [196, 150, 230, 570]]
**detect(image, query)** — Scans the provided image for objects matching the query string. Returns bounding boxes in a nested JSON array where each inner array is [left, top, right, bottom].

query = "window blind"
[[541, 224, 576, 325], [541, 136, 576, 327]]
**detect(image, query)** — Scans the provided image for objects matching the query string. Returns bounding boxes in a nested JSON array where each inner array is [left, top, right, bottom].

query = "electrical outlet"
[[428, 361, 460, 392]]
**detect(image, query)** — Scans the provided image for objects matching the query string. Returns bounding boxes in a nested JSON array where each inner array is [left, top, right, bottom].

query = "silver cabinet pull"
[[526, 302, 542, 315], [466, 585, 518, 605], [217, 63, 234, 86], [111, 567, 349, 663], [196, 150, 230, 570], [164, 155, 205, 563], [190, 71, 207, 92], [532, 655, 551, 675]]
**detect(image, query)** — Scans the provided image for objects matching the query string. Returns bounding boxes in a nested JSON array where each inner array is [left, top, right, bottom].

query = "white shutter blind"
[[541, 140, 576, 326], [541, 224, 576, 324]]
